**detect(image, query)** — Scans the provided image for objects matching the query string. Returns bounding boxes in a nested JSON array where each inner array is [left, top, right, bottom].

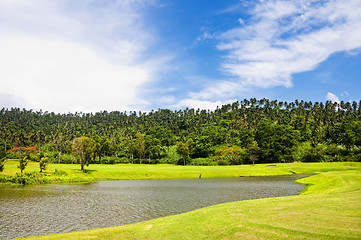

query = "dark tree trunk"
[[81, 159, 84, 171]]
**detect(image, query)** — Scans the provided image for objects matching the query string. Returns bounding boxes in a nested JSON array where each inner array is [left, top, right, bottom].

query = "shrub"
[[188, 158, 218, 166], [323, 144, 342, 162], [158, 156, 178, 164], [12, 172, 36, 185], [60, 154, 74, 164], [54, 169, 67, 176], [0, 157, 5, 172], [0, 175, 9, 183], [39, 157, 48, 172], [353, 153, 361, 162], [100, 156, 112, 164], [117, 157, 131, 164], [302, 145, 324, 162], [217, 159, 231, 165], [292, 142, 310, 162], [101, 156, 129, 164]]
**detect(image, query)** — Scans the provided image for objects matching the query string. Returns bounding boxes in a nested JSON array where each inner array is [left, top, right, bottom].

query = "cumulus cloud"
[[326, 92, 340, 103], [0, 0, 159, 113], [0, 92, 28, 109], [0, 0, 155, 64], [191, 0, 361, 100], [0, 36, 151, 113]]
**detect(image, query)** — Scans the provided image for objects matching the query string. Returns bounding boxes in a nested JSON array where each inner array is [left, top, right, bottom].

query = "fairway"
[[1, 160, 360, 183], [8, 162, 361, 240]]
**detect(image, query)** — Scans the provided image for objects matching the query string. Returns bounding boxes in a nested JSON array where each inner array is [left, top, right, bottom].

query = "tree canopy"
[[1, 98, 361, 166], [71, 136, 96, 171]]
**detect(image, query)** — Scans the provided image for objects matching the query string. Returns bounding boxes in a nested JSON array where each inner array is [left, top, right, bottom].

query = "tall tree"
[[255, 121, 299, 163], [71, 136, 96, 171], [176, 138, 194, 165], [93, 135, 110, 163], [136, 132, 145, 164]]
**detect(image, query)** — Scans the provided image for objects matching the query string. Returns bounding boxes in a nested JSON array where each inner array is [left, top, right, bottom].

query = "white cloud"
[[326, 92, 340, 103], [0, 0, 162, 113], [0, 36, 150, 113], [0, 92, 27, 109], [189, 81, 247, 100], [341, 92, 349, 97], [191, 0, 361, 101], [158, 96, 176, 105], [196, 32, 214, 42], [0, 0, 155, 65], [238, 18, 244, 25]]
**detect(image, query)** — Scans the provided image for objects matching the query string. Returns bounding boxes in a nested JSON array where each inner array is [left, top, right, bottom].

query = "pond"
[[0, 174, 309, 239]]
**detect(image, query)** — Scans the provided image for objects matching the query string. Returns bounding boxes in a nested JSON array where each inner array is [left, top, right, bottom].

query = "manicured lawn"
[[9, 162, 361, 240], [1, 160, 360, 183]]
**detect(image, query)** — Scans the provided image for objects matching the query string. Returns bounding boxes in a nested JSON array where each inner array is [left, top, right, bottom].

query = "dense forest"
[[1, 98, 361, 167]]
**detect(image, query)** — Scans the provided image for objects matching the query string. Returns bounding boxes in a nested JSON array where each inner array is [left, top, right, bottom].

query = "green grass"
[[1, 160, 361, 183], [8, 162, 361, 239]]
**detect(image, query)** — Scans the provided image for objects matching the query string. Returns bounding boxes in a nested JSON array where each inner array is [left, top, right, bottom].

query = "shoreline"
[[6, 163, 361, 239], [1, 161, 360, 185]]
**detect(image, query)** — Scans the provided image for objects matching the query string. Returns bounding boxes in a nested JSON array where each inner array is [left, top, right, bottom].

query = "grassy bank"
[[11, 163, 361, 239], [1, 160, 361, 183]]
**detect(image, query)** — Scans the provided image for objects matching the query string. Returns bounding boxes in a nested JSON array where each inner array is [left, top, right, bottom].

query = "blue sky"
[[1, 0, 361, 113]]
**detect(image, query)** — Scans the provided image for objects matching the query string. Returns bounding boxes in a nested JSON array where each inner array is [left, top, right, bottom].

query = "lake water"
[[0, 175, 309, 239]]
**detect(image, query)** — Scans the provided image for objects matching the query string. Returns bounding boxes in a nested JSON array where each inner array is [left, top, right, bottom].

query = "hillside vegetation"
[[1, 99, 360, 172]]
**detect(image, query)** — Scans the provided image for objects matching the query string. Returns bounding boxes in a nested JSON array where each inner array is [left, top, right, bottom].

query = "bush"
[[0, 157, 5, 172], [217, 159, 231, 165], [158, 145, 180, 164], [158, 156, 178, 164], [46, 153, 74, 164], [0, 175, 10, 183], [280, 153, 295, 163], [302, 145, 324, 162], [39, 157, 48, 172], [13, 172, 36, 185], [323, 144, 342, 162], [188, 157, 218, 166], [158, 158, 177, 164], [117, 157, 131, 164], [29, 153, 39, 162], [54, 169, 67, 176], [352, 153, 361, 162], [292, 142, 309, 162], [60, 154, 74, 164], [2, 172, 47, 185], [101, 156, 129, 164]]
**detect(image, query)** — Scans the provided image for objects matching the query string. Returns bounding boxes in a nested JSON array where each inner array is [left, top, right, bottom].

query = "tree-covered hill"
[[1, 98, 361, 165]]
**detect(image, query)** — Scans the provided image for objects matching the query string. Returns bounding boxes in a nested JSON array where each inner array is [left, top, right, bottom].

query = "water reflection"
[[0, 175, 309, 239]]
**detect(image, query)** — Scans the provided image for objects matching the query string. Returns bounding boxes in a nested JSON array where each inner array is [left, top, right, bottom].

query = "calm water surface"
[[0, 175, 309, 239]]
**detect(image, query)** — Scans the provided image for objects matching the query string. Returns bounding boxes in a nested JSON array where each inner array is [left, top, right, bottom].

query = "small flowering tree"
[[215, 146, 246, 165], [7, 146, 38, 173]]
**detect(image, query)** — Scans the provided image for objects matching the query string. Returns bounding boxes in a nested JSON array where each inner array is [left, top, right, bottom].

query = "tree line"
[[1, 98, 361, 170]]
